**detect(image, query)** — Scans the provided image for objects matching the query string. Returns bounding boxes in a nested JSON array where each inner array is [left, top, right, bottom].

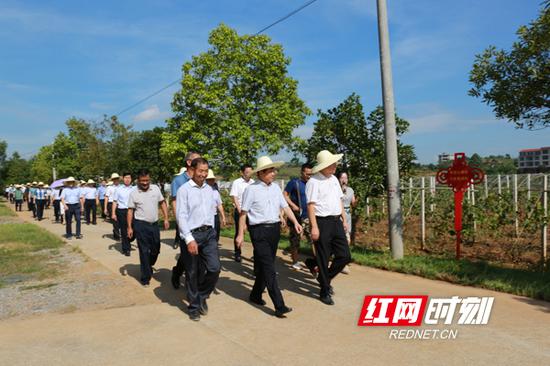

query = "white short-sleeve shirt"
[[305, 173, 343, 217], [241, 180, 288, 225], [229, 177, 254, 207]]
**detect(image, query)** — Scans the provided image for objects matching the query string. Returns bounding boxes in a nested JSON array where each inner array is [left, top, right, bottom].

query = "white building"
[[438, 152, 453, 165], [518, 147, 550, 173]]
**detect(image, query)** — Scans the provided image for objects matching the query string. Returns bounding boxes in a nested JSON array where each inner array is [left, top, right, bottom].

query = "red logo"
[[358, 295, 428, 326]]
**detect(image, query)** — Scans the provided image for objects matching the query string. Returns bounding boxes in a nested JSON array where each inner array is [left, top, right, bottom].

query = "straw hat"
[[312, 150, 343, 174], [44, 184, 49, 188], [206, 169, 216, 180], [32, 181, 37, 185], [252, 156, 284, 173], [64, 177, 76, 183], [87, 179, 95, 184], [110, 173, 120, 180], [38, 182, 44, 186], [175, 167, 187, 176], [106, 181, 113, 186]]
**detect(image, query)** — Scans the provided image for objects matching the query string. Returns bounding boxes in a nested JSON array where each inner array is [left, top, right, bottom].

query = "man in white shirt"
[[52, 187, 63, 223], [83, 179, 99, 225], [105, 173, 121, 240], [236, 156, 302, 318], [112, 172, 135, 256], [177, 158, 220, 321], [229, 164, 254, 262], [60, 177, 84, 239], [306, 150, 351, 306]]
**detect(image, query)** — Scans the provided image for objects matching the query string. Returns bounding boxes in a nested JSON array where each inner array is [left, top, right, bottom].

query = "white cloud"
[[132, 105, 170, 122]]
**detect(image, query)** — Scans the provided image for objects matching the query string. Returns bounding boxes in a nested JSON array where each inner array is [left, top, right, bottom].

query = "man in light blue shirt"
[[112, 172, 135, 256], [176, 157, 220, 321], [60, 177, 83, 239], [236, 156, 302, 318], [98, 180, 107, 219]]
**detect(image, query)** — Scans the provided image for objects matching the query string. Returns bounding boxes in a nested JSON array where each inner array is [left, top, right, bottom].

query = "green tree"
[[469, 153, 483, 168], [99, 115, 135, 176], [4, 152, 31, 184], [0, 140, 7, 187], [162, 24, 310, 174], [51, 132, 80, 178], [469, 1, 550, 129], [30, 145, 54, 182], [305, 94, 416, 204], [128, 127, 171, 183]]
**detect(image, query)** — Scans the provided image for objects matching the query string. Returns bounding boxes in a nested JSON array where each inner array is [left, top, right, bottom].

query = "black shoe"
[[275, 306, 293, 318], [249, 296, 266, 306], [235, 255, 242, 263], [199, 300, 208, 316], [320, 295, 334, 305], [171, 267, 180, 289], [64, 234, 73, 239], [76, 235, 83, 239], [124, 250, 130, 257], [189, 311, 200, 321], [141, 281, 150, 287]]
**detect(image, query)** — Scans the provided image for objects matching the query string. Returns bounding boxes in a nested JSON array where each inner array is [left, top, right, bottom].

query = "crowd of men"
[[3, 149, 356, 321]]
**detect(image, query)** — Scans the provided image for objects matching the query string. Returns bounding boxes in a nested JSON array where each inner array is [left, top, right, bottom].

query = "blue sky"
[[0, 0, 547, 163]]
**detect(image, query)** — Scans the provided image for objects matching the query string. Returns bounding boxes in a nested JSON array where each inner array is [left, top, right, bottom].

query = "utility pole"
[[376, 0, 404, 259], [52, 153, 57, 181]]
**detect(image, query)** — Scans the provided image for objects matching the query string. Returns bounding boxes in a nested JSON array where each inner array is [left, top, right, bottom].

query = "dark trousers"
[[108, 202, 120, 238], [84, 199, 97, 224], [28, 198, 36, 217], [116, 208, 130, 252], [181, 228, 220, 312], [53, 200, 62, 222], [134, 219, 161, 284], [15, 199, 23, 211], [249, 223, 286, 311], [100, 199, 106, 219], [314, 216, 351, 297], [46, 198, 51, 209], [65, 203, 81, 237], [233, 209, 249, 257], [36, 199, 46, 220]]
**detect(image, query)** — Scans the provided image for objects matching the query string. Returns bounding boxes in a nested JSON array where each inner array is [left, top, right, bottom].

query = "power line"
[[114, 0, 319, 118]]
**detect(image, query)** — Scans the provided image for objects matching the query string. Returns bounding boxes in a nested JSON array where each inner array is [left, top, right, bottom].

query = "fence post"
[[472, 185, 476, 233], [421, 177, 425, 250], [409, 177, 413, 202], [366, 197, 370, 217], [430, 176, 435, 212], [543, 175, 548, 269], [484, 174, 488, 198], [497, 174, 502, 195], [527, 173, 531, 200], [506, 175, 510, 192], [514, 174, 518, 238]]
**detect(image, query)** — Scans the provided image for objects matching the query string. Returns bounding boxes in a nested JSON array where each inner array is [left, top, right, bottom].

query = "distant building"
[[518, 147, 550, 173], [438, 152, 453, 165]]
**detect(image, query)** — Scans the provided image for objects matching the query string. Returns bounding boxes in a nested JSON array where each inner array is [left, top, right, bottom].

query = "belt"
[[316, 215, 341, 220], [249, 222, 280, 229], [116, 208, 128, 211], [134, 219, 157, 226], [67, 203, 79, 206], [191, 225, 212, 233]]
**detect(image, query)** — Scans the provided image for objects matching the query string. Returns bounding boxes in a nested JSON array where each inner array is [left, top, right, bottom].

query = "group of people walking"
[[4, 149, 356, 322]]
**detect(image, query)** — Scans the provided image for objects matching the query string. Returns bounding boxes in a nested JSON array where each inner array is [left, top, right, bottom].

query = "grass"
[[0, 222, 65, 288], [0, 200, 16, 217], [220, 228, 550, 302]]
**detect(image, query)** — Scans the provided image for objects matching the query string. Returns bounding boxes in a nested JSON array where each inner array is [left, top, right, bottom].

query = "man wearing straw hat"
[[104, 173, 121, 240], [112, 172, 135, 257], [34, 182, 48, 221], [60, 177, 84, 239], [176, 157, 220, 321], [14, 185, 24, 212], [306, 150, 351, 306], [83, 179, 99, 225], [29, 182, 38, 218], [236, 156, 302, 318], [230, 164, 254, 262]]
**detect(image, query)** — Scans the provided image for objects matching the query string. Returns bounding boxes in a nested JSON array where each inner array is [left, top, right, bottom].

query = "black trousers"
[[314, 216, 351, 297], [15, 199, 23, 211], [249, 223, 286, 311], [36, 199, 46, 220], [108, 202, 120, 238], [214, 214, 220, 243], [116, 208, 130, 252], [100, 199, 106, 219], [28, 198, 36, 217], [233, 209, 250, 257], [134, 219, 161, 284], [84, 199, 97, 224], [65, 203, 81, 237], [181, 228, 220, 312], [53, 200, 62, 221]]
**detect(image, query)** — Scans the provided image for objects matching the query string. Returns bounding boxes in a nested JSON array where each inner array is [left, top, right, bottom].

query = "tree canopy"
[[304, 93, 416, 205], [162, 24, 310, 174], [469, 1, 550, 129]]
